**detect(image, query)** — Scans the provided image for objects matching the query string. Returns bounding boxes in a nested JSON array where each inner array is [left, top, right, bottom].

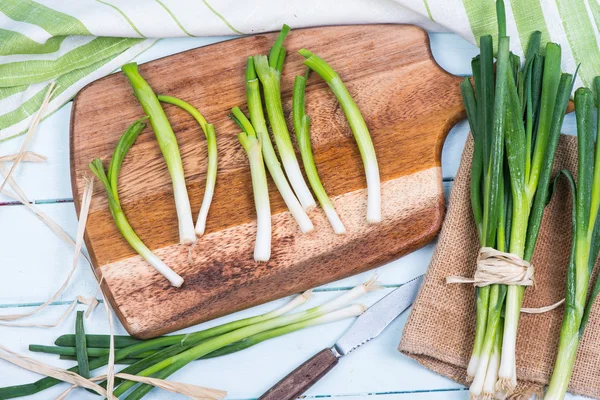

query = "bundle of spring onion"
[[545, 80, 600, 400], [460, 1, 573, 397], [89, 119, 185, 287], [0, 280, 378, 399]]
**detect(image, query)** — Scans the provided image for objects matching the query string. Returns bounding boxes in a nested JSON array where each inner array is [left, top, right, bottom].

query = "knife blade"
[[258, 275, 424, 400]]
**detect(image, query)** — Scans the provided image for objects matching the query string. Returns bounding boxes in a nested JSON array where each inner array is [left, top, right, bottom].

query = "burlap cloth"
[[399, 134, 600, 399]]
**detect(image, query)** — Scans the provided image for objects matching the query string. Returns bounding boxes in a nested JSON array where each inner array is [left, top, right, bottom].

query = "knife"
[[258, 274, 424, 400]]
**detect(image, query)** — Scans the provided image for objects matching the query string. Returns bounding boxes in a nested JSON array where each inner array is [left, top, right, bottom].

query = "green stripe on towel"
[[555, 0, 600, 87], [0, 0, 90, 36], [0, 37, 144, 86]]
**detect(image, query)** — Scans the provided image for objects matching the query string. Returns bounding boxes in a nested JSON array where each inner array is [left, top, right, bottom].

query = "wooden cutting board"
[[70, 24, 464, 339]]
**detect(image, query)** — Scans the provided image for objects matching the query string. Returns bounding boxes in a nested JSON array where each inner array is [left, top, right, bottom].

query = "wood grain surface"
[[70, 24, 464, 338]]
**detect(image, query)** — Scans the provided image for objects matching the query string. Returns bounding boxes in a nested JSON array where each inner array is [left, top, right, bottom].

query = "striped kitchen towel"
[[0, 0, 598, 141]]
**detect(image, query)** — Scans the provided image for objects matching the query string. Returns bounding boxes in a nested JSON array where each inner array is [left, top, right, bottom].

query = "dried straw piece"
[[0, 152, 47, 163], [446, 247, 535, 287], [0, 82, 55, 193], [446, 247, 564, 314], [521, 299, 565, 314], [113, 373, 226, 400], [0, 345, 107, 396], [1, 334, 225, 399], [55, 385, 75, 400]]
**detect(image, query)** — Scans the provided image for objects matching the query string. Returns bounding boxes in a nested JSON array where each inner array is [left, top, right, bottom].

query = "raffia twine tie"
[[446, 247, 564, 314]]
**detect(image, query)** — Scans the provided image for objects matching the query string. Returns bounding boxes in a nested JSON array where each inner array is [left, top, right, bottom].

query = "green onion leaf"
[[107, 118, 146, 204], [75, 311, 90, 379]]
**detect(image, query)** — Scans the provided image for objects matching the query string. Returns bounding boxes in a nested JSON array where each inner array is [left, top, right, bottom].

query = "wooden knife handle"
[[259, 348, 339, 400]]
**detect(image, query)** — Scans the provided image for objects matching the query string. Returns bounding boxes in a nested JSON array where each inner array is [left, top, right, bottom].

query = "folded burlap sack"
[[399, 134, 600, 399]]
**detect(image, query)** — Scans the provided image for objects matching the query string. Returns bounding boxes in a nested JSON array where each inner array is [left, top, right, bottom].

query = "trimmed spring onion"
[[157, 95, 218, 237], [29, 345, 155, 359], [253, 29, 316, 211], [293, 70, 346, 234], [89, 120, 184, 287], [461, 1, 573, 396], [244, 58, 314, 234], [121, 63, 197, 246], [546, 82, 600, 400], [298, 49, 381, 223], [233, 107, 271, 261]]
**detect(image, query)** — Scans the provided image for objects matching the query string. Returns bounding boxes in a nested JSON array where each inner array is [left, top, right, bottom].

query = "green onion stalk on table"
[[459, 0, 573, 397], [0, 281, 377, 399], [545, 80, 600, 400]]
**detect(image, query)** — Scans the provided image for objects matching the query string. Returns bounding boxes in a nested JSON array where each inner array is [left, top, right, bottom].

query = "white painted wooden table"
[[0, 32, 585, 399]]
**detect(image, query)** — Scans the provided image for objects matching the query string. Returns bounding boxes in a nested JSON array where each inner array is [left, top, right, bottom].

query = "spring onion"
[[461, 1, 573, 396], [298, 49, 381, 223], [253, 27, 316, 211], [121, 63, 197, 246], [54, 334, 143, 349], [157, 95, 218, 237], [546, 81, 600, 400], [59, 356, 140, 364], [74, 311, 90, 379], [498, 45, 568, 394], [29, 345, 155, 359], [293, 70, 346, 234], [243, 59, 314, 233], [233, 107, 271, 261], [89, 120, 184, 287]]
